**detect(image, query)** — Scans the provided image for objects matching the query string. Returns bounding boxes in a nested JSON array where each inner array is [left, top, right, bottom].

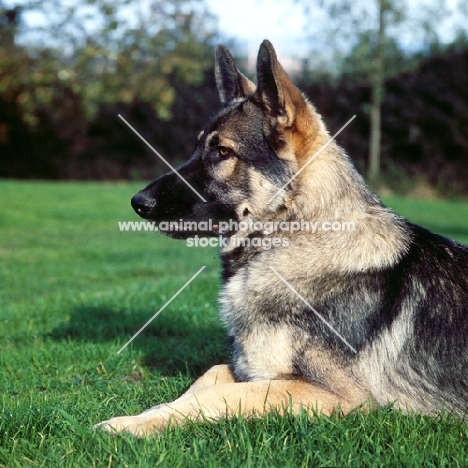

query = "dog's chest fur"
[[219, 250, 362, 384], [218, 208, 412, 383], [219, 264, 299, 381]]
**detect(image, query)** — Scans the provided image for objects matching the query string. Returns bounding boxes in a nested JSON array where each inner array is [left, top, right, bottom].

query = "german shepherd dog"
[[97, 40, 468, 435]]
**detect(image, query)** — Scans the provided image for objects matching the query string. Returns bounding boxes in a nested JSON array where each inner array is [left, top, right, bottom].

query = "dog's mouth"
[[154, 220, 232, 239], [131, 190, 238, 239]]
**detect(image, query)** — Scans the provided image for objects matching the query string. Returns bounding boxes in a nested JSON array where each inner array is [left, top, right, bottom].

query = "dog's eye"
[[217, 146, 232, 158]]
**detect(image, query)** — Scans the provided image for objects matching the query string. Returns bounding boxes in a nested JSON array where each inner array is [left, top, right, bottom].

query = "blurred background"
[[0, 0, 467, 196]]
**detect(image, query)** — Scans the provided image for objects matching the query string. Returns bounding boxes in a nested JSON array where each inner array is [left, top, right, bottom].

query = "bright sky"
[[6, 0, 466, 66], [206, 0, 466, 69], [205, 0, 311, 67]]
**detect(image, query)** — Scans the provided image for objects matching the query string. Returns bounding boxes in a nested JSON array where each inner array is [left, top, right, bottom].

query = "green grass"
[[1, 180, 468, 467]]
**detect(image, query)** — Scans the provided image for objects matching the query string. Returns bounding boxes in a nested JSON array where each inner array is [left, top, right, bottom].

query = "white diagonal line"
[[269, 266, 357, 354], [268, 115, 356, 203], [118, 114, 207, 203], [117, 266, 206, 354]]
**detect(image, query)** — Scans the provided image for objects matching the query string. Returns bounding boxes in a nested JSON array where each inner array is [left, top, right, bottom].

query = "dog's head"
[[131, 40, 322, 238]]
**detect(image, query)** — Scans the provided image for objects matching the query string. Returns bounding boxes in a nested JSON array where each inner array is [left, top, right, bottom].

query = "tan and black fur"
[[96, 41, 468, 436]]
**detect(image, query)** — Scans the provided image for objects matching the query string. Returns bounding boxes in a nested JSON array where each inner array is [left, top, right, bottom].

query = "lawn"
[[1, 180, 468, 467]]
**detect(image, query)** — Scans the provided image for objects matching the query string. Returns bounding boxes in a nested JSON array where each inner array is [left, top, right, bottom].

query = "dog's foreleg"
[[95, 375, 367, 436], [180, 364, 236, 396], [94, 364, 235, 435]]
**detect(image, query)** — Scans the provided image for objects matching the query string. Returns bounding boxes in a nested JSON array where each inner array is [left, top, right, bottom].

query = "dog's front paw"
[[94, 413, 167, 437]]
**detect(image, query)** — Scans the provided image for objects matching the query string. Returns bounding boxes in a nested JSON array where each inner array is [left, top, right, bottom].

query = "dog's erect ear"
[[215, 44, 256, 104], [254, 40, 306, 129]]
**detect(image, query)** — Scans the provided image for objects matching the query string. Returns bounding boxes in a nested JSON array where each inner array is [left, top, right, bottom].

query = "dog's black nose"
[[131, 192, 156, 218]]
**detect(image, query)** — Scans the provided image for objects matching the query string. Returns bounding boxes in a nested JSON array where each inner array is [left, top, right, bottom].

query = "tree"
[[296, 0, 449, 184], [368, 0, 387, 184]]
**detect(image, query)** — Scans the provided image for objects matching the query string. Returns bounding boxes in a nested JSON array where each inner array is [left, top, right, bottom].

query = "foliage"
[[0, 0, 219, 180], [0, 0, 216, 124]]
